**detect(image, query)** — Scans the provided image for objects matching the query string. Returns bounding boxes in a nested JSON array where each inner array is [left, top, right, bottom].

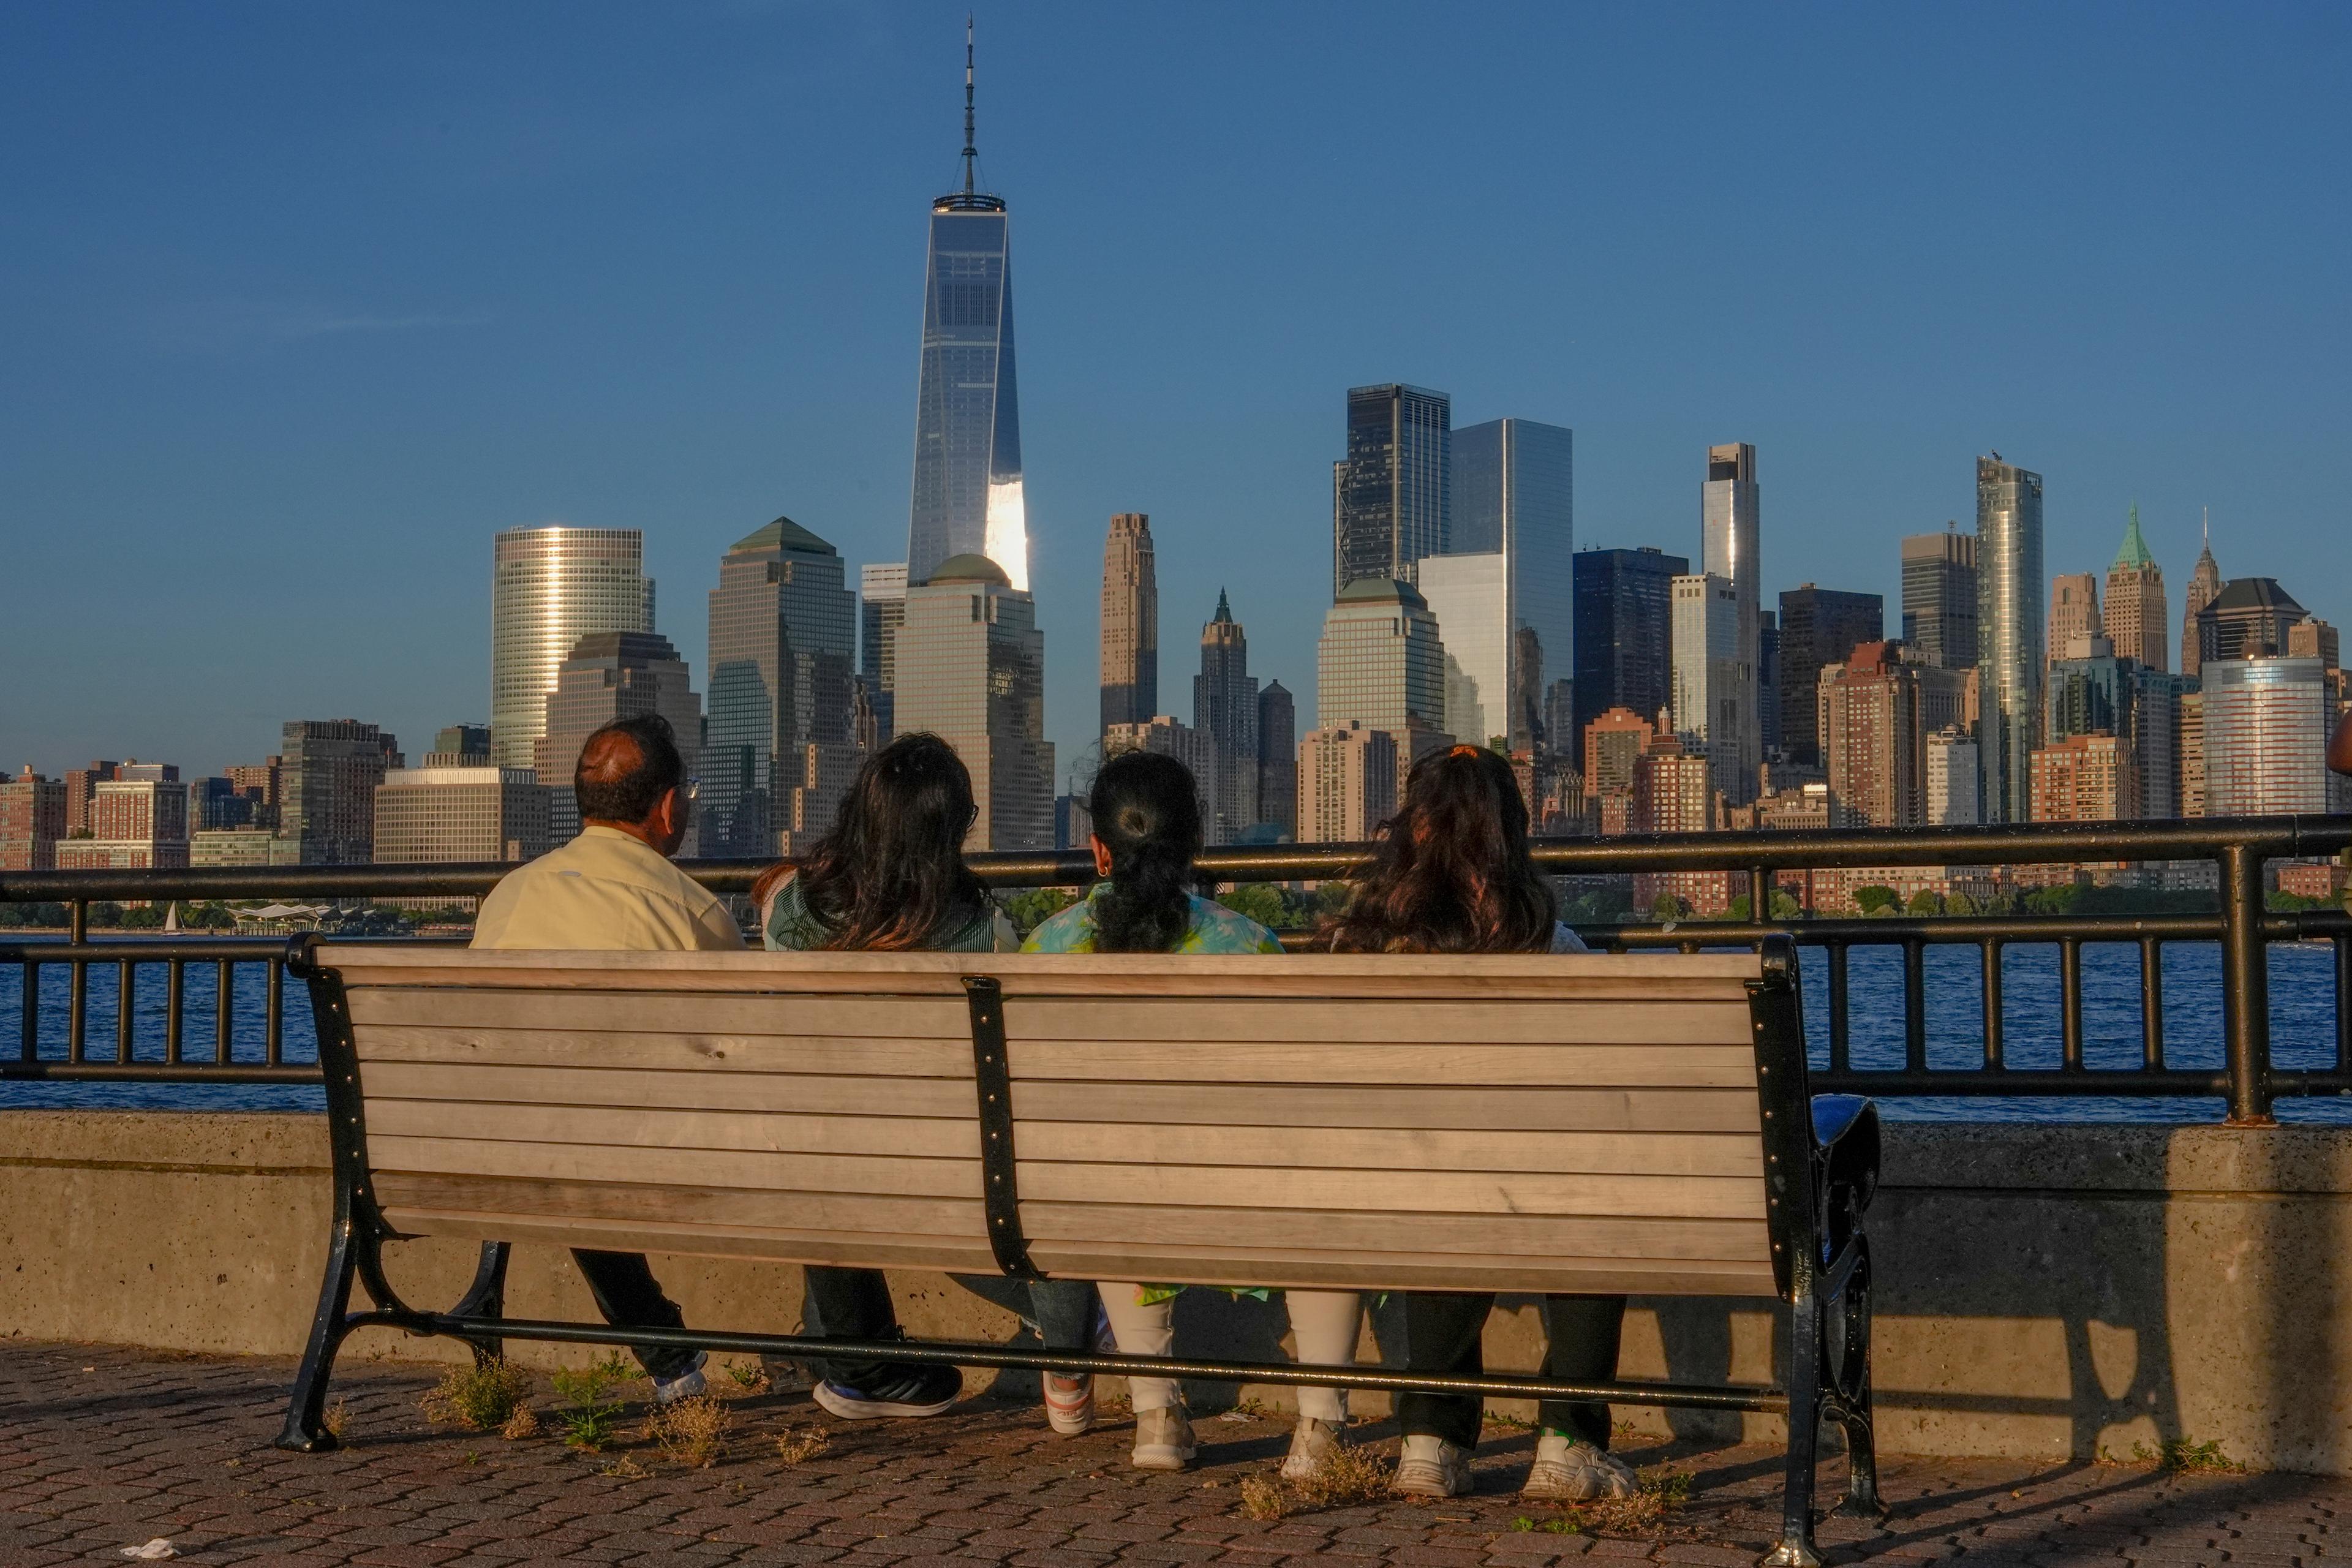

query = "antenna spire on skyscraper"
[[962, 15, 978, 198]]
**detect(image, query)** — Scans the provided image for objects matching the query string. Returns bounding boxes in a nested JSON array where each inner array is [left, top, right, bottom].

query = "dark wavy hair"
[[748, 733, 990, 951], [1322, 745, 1556, 954], [1087, 750, 1203, 953]]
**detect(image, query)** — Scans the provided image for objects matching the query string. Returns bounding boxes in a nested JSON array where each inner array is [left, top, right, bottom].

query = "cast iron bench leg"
[[1832, 1237, 1885, 1520], [451, 1241, 512, 1368], [1764, 1273, 1824, 1568], [274, 1215, 359, 1452]]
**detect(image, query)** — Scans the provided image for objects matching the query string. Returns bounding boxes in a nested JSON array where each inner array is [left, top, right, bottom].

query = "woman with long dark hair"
[[1026, 749, 1363, 1478], [754, 734, 1102, 1434], [1324, 744, 1634, 1502]]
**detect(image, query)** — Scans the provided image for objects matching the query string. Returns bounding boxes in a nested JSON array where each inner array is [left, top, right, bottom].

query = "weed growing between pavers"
[[643, 1395, 733, 1468], [421, 1359, 533, 1432], [1234, 1442, 1395, 1520], [774, 1425, 833, 1466], [548, 1353, 633, 1451], [722, 1361, 771, 1395], [320, 1396, 347, 1441], [2136, 1437, 2245, 1474], [499, 1405, 539, 1440], [1513, 1466, 1692, 1537]]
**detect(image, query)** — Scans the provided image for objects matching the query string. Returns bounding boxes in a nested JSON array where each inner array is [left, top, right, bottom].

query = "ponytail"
[[1087, 750, 1203, 953]]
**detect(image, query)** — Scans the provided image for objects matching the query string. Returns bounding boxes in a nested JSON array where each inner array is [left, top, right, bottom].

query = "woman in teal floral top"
[[1025, 751, 1362, 1480]]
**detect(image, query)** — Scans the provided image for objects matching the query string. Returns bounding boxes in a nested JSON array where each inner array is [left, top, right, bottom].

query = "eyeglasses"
[[679, 777, 699, 814]]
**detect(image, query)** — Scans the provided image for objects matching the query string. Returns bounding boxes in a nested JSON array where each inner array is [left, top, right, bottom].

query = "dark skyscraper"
[[704, 518, 856, 857], [1256, 679, 1297, 840], [1777, 586, 1885, 767], [1192, 590, 1259, 844], [2196, 578, 2309, 666], [907, 23, 1023, 589], [1570, 546, 1687, 767], [1333, 383, 1449, 595], [1900, 529, 1980, 670], [1758, 610, 1782, 756]]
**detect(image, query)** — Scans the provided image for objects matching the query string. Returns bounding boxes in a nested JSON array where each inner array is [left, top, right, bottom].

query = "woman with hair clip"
[[1324, 744, 1636, 1503], [1027, 749, 1365, 1479], [754, 733, 1106, 1437]]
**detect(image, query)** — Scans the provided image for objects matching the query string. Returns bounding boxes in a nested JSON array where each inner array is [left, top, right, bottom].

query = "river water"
[[1, 935, 2345, 1122]]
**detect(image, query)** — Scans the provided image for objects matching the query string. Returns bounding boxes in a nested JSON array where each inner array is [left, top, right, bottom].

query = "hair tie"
[[1449, 744, 1480, 758]]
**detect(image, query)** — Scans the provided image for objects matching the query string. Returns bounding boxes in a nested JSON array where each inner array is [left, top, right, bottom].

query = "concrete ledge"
[[4, 1111, 2346, 1472]]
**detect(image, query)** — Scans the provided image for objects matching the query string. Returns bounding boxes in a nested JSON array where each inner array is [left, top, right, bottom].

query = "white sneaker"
[[1392, 1433, 1474, 1497], [1130, 1404, 1196, 1471], [1280, 1416, 1346, 1480], [1043, 1371, 1094, 1436], [1522, 1432, 1635, 1499], [651, 1352, 708, 1406]]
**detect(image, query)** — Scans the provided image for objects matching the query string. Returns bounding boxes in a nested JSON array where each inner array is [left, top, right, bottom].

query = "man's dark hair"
[[574, 714, 684, 826]]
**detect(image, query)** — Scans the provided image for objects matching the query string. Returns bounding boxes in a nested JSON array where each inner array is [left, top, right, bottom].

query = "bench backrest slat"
[[325, 948, 1789, 1300]]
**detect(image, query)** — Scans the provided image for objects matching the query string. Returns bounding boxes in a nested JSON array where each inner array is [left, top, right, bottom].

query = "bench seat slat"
[[350, 989, 972, 1039], [1020, 1201, 1771, 1263], [356, 1027, 976, 1076], [1025, 1245, 1779, 1298], [365, 1100, 1763, 1177], [358, 1061, 1763, 1132], [1008, 1041, 1757, 1087], [370, 1136, 983, 1200], [372, 1171, 986, 1242], [1013, 1082, 1763, 1132], [988, 998, 1754, 1045], [1019, 1124, 1763, 1176], [376, 1208, 1003, 1273], [368, 1100, 984, 1159], [361, 1061, 981, 1118], [1014, 1163, 1767, 1219]]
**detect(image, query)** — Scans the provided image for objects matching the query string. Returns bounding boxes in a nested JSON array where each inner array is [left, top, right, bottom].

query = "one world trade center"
[[907, 23, 1025, 590]]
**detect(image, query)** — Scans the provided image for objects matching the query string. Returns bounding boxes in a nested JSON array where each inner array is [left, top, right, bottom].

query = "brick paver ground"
[[3, 1341, 2345, 1566]]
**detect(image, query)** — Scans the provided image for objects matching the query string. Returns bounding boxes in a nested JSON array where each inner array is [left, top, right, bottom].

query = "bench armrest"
[[1811, 1094, 1880, 1267]]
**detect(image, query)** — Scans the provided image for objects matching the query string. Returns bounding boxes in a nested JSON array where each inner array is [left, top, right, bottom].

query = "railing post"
[[67, 900, 88, 1063], [2218, 843, 2274, 1126]]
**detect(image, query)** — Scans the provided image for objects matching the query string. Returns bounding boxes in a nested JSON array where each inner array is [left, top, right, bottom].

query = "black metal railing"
[[4, 814, 2347, 1123]]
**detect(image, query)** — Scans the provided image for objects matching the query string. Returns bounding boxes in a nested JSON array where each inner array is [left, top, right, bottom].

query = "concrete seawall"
[[4, 1111, 2346, 1472]]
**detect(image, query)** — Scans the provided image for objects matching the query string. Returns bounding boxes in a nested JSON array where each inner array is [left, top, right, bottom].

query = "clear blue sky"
[[5, 2, 2346, 782]]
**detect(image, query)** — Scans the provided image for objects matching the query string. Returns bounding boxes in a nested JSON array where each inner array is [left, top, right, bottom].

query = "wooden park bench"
[[279, 935, 1880, 1568]]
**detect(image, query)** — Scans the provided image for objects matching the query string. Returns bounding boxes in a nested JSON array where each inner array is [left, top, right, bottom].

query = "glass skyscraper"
[[1570, 546, 1687, 767], [907, 30, 1023, 589], [488, 527, 653, 768], [1975, 454, 2046, 823], [1442, 417, 1574, 752], [1333, 384, 1449, 596], [1700, 443, 1760, 797]]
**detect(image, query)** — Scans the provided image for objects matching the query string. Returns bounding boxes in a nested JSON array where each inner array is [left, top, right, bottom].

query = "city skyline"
[[7, 6, 2350, 780]]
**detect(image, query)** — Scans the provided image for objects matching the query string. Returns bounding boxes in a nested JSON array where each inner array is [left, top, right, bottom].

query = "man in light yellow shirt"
[[473, 713, 743, 1401]]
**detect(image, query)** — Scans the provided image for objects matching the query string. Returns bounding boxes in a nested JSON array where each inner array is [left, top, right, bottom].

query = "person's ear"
[[1091, 833, 1114, 879]]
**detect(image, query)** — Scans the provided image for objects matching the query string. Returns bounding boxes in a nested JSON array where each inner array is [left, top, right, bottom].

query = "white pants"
[[1100, 1285, 1361, 1423]]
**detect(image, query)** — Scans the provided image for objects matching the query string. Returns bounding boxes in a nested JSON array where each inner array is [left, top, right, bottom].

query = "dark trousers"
[[801, 1266, 1098, 1389], [1393, 1292, 1626, 1450], [570, 1250, 700, 1382]]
